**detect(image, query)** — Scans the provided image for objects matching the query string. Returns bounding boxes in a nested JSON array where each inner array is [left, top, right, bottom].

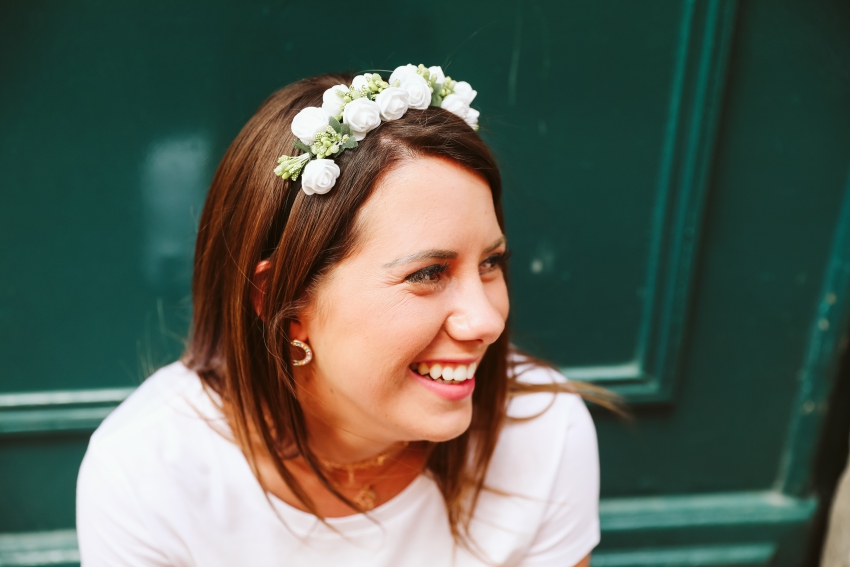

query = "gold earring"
[[291, 340, 313, 366]]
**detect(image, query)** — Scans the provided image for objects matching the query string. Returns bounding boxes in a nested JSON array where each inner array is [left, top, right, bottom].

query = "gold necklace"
[[319, 442, 410, 511]]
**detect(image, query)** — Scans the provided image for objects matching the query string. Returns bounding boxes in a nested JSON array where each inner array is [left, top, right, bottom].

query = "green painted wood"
[[0, 530, 78, 567], [0, 389, 132, 434], [591, 544, 776, 567], [2, 0, 849, 562], [0, 490, 813, 566], [775, 170, 850, 496], [599, 491, 815, 532], [593, 0, 850, 506], [560, 0, 736, 403]]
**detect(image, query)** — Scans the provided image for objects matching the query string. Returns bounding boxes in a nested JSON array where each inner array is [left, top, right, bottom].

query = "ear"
[[251, 260, 272, 319], [254, 260, 310, 342], [289, 318, 308, 343]]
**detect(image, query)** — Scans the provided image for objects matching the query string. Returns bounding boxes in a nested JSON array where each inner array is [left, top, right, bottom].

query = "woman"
[[76, 65, 603, 566]]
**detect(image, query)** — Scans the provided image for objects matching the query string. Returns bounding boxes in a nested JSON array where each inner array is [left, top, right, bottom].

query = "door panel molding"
[[776, 170, 850, 496], [599, 490, 815, 532], [0, 490, 812, 567], [0, 529, 78, 567], [564, 0, 737, 403], [0, 388, 132, 435], [592, 544, 776, 567]]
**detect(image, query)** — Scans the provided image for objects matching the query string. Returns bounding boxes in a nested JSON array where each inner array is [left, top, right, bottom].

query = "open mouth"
[[409, 361, 477, 384]]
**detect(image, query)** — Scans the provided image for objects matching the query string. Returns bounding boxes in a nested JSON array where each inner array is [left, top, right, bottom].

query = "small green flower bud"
[[343, 95, 352, 103], [281, 171, 291, 180], [323, 139, 331, 147], [371, 73, 381, 82], [329, 144, 339, 153]]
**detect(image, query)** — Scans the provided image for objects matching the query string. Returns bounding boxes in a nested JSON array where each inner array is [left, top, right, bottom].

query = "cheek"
[[317, 289, 446, 379]]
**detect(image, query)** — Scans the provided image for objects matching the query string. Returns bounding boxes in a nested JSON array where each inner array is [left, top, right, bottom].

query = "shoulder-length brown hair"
[[183, 72, 612, 545]]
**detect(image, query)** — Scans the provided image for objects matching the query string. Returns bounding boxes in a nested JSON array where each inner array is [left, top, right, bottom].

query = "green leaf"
[[341, 138, 358, 150], [340, 123, 351, 136], [328, 115, 342, 134], [293, 139, 311, 153], [431, 92, 443, 107]]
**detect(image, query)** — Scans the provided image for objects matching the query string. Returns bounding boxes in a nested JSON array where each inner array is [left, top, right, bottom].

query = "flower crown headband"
[[273, 64, 479, 195]]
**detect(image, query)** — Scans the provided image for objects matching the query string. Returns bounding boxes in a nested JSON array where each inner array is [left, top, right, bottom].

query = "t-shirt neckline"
[[186, 366, 434, 535], [266, 473, 433, 534]]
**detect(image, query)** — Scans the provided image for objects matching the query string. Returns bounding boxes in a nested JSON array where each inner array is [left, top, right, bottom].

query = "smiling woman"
[[75, 70, 606, 567]]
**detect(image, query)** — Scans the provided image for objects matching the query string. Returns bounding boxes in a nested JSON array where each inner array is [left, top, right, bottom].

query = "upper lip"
[[410, 357, 481, 365]]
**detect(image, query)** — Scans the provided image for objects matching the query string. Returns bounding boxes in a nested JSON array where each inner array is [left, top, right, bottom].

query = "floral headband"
[[273, 64, 479, 195]]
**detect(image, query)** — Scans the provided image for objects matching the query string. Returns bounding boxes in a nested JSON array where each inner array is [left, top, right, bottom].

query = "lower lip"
[[409, 368, 476, 401]]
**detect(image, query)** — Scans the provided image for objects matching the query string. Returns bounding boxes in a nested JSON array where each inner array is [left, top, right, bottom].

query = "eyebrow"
[[383, 236, 506, 269]]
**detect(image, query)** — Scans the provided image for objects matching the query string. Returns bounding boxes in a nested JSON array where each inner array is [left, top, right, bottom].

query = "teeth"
[[411, 362, 476, 382]]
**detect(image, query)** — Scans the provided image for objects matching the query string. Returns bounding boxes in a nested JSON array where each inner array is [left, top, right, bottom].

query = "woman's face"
[[293, 156, 509, 448]]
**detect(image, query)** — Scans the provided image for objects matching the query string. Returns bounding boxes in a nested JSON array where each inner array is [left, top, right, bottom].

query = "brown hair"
[[183, 73, 615, 547]]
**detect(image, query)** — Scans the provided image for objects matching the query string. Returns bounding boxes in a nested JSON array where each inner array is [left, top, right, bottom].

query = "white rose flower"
[[428, 66, 446, 85], [400, 74, 432, 110], [389, 64, 418, 86], [464, 107, 480, 129], [321, 84, 349, 117], [342, 98, 382, 141], [440, 93, 470, 120], [301, 159, 340, 195], [291, 106, 330, 146], [351, 74, 370, 91], [375, 87, 409, 121], [452, 81, 477, 104]]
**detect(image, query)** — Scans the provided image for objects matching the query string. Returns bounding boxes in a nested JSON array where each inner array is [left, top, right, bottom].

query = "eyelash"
[[482, 249, 511, 271], [404, 250, 511, 284], [405, 263, 449, 284]]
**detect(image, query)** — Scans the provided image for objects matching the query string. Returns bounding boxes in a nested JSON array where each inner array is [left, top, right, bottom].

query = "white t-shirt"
[[76, 360, 600, 566]]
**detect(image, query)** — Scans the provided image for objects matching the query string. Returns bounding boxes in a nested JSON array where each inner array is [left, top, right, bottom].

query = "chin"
[[412, 405, 474, 443]]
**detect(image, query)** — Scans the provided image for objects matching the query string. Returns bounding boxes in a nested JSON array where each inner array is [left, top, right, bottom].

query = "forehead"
[[354, 157, 499, 253]]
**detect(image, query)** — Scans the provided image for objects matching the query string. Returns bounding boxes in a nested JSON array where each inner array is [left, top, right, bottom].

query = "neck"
[[302, 410, 405, 465]]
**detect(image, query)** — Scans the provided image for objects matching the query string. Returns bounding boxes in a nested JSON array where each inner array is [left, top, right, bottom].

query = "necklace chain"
[[318, 442, 410, 510]]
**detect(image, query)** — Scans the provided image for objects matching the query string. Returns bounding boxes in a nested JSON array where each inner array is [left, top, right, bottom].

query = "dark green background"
[[1, 0, 849, 565]]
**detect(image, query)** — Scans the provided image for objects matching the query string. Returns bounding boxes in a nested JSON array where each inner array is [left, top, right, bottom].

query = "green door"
[[2, 1, 849, 565]]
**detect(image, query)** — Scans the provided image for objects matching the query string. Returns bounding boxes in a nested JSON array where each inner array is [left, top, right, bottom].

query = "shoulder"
[[475, 355, 600, 564], [506, 353, 591, 426], [87, 361, 219, 452], [489, 354, 598, 490], [80, 359, 226, 483], [76, 361, 224, 565]]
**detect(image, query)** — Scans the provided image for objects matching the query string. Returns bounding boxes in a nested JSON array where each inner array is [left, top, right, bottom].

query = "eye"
[[480, 249, 511, 273], [405, 263, 449, 284]]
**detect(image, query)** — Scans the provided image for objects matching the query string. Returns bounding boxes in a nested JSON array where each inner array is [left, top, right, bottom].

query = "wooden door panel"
[[1, 0, 849, 565]]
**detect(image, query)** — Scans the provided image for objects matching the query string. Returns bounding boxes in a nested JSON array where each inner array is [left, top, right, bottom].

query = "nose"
[[444, 277, 506, 345]]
